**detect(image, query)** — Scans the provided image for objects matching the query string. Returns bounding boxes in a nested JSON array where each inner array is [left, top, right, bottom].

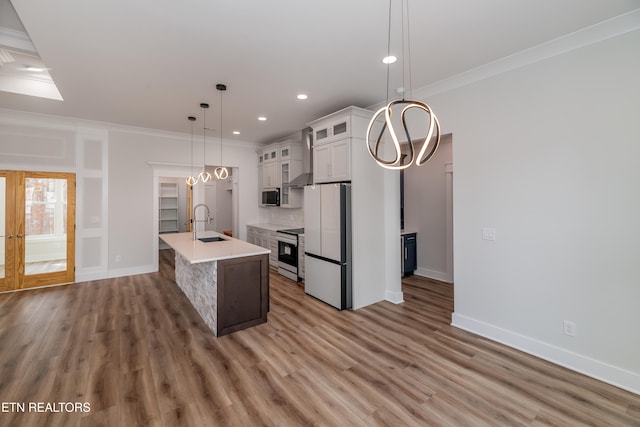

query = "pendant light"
[[198, 102, 212, 183], [214, 83, 229, 180], [186, 116, 197, 185], [366, 0, 441, 170]]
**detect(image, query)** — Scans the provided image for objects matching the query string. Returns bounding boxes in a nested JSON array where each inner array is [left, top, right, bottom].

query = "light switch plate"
[[482, 227, 496, 241]]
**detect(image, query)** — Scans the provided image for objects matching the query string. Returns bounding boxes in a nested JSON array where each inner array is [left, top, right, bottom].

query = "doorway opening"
[[158, 177, 193, 250], [202, 165, 234, 237], [151, 163, 238, 272], [402, 133, 453, 284]]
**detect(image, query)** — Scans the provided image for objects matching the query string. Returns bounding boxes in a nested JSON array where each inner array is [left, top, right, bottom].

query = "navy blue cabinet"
[[401, 233, 417, 276]]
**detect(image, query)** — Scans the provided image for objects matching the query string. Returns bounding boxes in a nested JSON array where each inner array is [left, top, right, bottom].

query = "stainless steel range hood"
[[288, 127, 313, 188]]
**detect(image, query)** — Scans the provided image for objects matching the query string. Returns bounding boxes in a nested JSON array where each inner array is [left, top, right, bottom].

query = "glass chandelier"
[[366, 0, 441, 170]]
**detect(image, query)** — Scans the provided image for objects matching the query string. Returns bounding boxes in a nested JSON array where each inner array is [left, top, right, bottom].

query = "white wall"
[[0, 111, 260, 281], [0, 113, 110, 281], [427, 28, 640, 393], [257, 206, 304, 227], [109, 130, 259, 276], [202, 170, 234, 234], [404, 134, 452, 282]]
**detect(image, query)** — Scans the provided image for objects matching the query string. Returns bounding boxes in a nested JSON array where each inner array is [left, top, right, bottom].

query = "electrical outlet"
[[482, 227, 496, 241], [563, 320, 576, 337], [115, 255, 122, 263]]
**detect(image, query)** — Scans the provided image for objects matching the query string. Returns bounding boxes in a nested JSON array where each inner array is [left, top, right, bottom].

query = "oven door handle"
[[277, 238, 298, 246]]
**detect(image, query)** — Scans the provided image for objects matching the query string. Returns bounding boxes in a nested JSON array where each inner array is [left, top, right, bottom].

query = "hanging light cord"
[[406, 0, 413, 99], [214, 84, 229, 180], [198, 103, 212, 183], [186, 116, 197, 186], [385, 0, 392, 104]]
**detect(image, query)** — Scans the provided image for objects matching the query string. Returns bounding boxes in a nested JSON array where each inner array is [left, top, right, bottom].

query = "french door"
[[0, 171, 76, 292]]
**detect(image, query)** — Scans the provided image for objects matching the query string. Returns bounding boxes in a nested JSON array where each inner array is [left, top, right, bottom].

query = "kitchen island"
[[159, 231, 270, 336]]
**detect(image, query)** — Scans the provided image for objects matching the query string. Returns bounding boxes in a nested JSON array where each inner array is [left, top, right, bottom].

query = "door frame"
[[1, 170, 76, 292], [0, 171, 16, 292]]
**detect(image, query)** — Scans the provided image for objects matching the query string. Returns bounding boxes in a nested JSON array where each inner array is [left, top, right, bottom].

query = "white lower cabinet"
[[246, 225, 278, 268], [268, 231, 278, 266]]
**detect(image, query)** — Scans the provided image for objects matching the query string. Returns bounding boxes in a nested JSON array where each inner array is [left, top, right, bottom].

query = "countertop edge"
[[160, 232, 270, 264]]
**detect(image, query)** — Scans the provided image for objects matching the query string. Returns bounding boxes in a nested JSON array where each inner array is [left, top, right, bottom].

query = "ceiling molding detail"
[[0, 27, 36, 54], [371, 9, 640, 111], [0, 107, 262, 149]]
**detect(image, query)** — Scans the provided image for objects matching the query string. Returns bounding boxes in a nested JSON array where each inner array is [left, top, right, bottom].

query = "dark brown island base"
[[160, 232, 270, 336]]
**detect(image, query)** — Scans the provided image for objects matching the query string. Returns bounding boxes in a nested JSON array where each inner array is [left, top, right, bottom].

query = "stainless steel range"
[[277, 228, 304, 281]]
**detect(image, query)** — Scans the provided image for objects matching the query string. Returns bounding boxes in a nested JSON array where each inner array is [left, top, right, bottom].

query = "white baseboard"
[[451, 313, 640, 396], [75, 270, 108, 283], [385, 290, 404, 304], [75, 264, 156, 283], [415, 267, 452, 283], [106, 264, 156, 279]]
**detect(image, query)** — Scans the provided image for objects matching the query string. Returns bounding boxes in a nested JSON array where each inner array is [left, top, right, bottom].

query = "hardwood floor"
[[0, 249, 638, 426]]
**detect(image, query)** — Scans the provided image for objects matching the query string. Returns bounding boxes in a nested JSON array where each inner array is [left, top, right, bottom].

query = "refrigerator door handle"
[[305, 252, 343, 266]]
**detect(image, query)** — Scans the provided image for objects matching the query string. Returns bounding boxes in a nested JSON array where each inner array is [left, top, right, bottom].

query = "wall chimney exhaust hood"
[[288, 127, 313, 188]]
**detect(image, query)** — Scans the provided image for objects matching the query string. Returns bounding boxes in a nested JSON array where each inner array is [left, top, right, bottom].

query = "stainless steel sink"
[[198, 237, 226, 243]]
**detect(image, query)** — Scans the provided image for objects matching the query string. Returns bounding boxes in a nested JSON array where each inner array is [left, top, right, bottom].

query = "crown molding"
[[369, 9, 640, 110], [0, 108, 262, 149], [416, 9, 640, 100]]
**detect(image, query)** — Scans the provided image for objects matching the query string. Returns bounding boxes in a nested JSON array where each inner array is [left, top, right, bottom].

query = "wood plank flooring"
[[0, 249, 638, 426]]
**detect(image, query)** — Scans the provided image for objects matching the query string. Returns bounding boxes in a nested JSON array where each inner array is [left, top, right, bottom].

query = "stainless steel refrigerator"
[[304, 183, 352, 310]]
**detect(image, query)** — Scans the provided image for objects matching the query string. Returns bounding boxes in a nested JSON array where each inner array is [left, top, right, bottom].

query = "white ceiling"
[[1, 0, 639, 144]]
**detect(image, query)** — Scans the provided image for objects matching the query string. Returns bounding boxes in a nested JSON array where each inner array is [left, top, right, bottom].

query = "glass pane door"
[[24, 177, 68, 274], [22, 172, 75, 289], [281, 162, 289, 206]]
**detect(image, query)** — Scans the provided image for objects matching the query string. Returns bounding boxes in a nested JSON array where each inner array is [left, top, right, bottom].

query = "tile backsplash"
[[258, 207, 304, 227]]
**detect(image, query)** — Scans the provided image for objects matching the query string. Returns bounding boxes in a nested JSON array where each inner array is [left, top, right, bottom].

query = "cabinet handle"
[[404, 247, 407, 259], [17, 234, 24, 238], [7, 234, 13, 239]]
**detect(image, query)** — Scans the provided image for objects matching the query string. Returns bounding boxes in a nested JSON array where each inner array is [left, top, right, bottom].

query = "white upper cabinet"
[[261, 143, 280, 188], [313, 140, 350, 183], [309, 106, 371, 184], [279, 140, 303, 208], [262, 144, 279, 164], [257, 139, 303, 207], [262, 162, 279, 188], [313, 117, 350, 146]]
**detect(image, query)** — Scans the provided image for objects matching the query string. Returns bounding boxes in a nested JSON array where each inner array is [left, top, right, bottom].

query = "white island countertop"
[[160, 231, 270, 264]]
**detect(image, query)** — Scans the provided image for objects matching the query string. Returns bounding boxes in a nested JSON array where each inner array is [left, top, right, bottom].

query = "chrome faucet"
[[193, 204, 212, 240]]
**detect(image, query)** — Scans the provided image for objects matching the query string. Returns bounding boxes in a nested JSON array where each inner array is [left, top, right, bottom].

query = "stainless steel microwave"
[[261, 188, 280, 206]]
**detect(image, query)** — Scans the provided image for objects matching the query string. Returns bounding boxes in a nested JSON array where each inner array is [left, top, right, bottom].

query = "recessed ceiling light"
[[382, 56, 397, 64], [258, 116, 267, 121], [232, 131, 240, 135], [297, 94, 308, 100]]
